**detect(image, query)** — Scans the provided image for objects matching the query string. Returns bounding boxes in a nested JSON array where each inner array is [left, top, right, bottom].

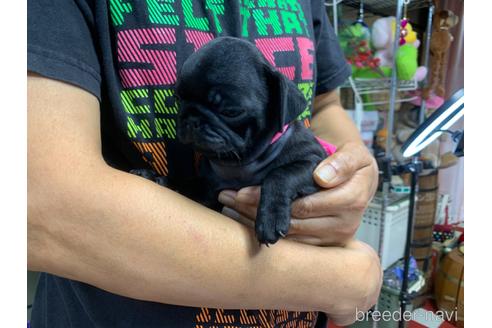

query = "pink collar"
[[271, 124, 290, 144], [271, 124, 337, 155]]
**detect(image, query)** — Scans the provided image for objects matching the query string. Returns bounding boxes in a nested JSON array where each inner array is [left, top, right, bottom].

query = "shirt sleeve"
[[28, 0, 101, 100], [311, 0, 352, 95]]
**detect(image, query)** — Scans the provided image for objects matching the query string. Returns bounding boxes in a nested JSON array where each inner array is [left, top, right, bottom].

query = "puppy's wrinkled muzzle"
[[195, 128, 228, 152], [178, 120, 232, 156]]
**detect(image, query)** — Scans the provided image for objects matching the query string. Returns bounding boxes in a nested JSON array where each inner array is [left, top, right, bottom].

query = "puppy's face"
[[176, 69, 270, 161], [176, 37, 306, 162]]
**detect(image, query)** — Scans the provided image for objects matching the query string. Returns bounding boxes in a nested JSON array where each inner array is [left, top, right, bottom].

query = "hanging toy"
[[371, 0, 427, 81], [353, 0, 371, 39], [399, 0, 410, 45], [354, 1, 368, 28]]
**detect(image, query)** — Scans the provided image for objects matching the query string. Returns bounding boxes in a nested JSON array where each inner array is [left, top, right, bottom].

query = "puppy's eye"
[[208, 91, 222, 106], [220, 109, 242, 118]]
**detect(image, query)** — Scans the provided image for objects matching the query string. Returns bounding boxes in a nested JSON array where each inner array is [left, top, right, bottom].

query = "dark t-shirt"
[[28, 0, 351, 327]]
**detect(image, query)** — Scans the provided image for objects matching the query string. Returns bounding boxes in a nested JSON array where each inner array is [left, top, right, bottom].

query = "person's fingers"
[[218, 190, 237, 207], [233, 202, 258, 220], [289, 217, 332, 235], [218, 187, 261, 219], [221, 210, 336, 246], [235, 186, 261, 206], [218, 189, 258, 220], [221, 198, 358, 246], [288, 217, 359, 246], [313, 143, 373, 189], [284, 234, 324, 246], [221, 207, 255, 229], [292, 169, 373, 218]]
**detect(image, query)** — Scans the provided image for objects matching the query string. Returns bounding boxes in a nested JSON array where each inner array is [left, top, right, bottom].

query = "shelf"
[[342, 77, 418, 94], [336, 0, 432, 16], [341, 77, 419, 107], [324, 0, 344, 6]]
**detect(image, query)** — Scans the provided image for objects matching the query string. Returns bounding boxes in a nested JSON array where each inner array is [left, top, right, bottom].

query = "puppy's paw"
[[255, 222, 279, 246], [130, 168, 157, 180], [130, 169, 168, 187], [255, 202, 290, 246]]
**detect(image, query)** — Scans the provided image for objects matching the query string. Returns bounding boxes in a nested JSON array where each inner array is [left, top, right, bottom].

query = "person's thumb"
[[313, 149, 361, 188]]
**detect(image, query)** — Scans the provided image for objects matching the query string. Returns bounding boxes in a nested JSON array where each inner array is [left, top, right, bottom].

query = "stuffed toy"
[[371, 16, 427, 81], [338, 23, 383, 77], [422, 10, 459, 98], [338, 23, 371, 54]]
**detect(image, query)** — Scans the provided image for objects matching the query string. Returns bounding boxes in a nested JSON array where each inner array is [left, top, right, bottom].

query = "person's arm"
[[310, 90, 364, 147], [28, 73, 380, 319], [309, 89, 379, 192]]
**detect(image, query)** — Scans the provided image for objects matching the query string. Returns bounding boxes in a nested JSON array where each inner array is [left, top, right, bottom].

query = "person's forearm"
[[28, 160, 363, 312], [28, 74, 379, 316], [311, 91, 364, 147]]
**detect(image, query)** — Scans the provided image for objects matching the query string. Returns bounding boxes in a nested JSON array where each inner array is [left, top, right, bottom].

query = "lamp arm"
[[435, 129, 463, 143]]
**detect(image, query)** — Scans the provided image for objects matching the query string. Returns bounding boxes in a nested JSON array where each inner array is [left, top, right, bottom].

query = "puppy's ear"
[[265, 66, 308, 132]]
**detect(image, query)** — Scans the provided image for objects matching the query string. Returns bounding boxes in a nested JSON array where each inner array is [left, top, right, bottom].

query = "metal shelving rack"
[[326, 1, 429, 130], [326, 1, 435, 327], [341, 0, 432, 16], [341, 78, 418, 92], [341, 78, 419, 108]]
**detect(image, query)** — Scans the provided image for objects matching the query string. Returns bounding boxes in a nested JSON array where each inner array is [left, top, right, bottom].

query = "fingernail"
[[218, 190, 236, 206], [316, 164, 336, 183]]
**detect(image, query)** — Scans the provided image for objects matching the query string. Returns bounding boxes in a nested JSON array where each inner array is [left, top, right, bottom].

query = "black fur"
[[173, 37, 328, 245]]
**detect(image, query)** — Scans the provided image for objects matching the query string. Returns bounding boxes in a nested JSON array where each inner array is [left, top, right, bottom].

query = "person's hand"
[[324, 239, 383, 326], [218, 141, 379, 246]]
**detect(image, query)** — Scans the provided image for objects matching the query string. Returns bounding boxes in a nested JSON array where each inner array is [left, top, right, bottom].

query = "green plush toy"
[[395, 44, 418, 80], [353, 45, 419, 81], [370, 16, 428, 82]]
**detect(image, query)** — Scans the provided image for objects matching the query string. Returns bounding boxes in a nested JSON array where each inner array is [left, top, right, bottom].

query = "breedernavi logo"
[[356, 307, 458, 322]]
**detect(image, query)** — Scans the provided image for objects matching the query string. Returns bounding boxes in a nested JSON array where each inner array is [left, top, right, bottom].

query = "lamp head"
[[401, 88, 464, 158]]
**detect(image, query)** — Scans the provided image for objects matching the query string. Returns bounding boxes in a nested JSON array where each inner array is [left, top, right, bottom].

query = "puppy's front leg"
[[256, 162, 319, 245], [130, 168, 168, 187]]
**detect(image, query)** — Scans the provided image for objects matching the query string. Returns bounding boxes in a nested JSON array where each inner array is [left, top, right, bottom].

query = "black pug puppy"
[[176, 37, 330, 245]]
